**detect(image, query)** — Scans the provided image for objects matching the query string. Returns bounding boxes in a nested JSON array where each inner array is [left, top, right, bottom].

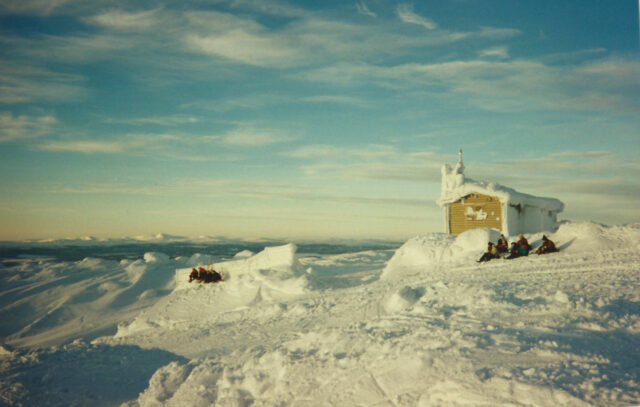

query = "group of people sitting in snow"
[[188, 266, 223, 283], [478, 234, 558, 262]]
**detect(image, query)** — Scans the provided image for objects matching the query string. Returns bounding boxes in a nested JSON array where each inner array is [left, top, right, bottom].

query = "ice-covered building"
[[437, 150, 564, 236]]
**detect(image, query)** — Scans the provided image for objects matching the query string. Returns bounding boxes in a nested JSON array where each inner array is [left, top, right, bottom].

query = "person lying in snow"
[[496, 235, 509, 253], [535, 235, 558, 254], [189, 267, 223, 283], [478, 242, 500, 262]]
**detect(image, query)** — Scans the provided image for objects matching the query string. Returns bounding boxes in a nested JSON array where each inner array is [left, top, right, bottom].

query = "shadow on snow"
[[0, 342, 187, 407]]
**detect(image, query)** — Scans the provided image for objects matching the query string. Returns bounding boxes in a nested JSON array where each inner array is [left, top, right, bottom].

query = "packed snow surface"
[[1, 222, 639, 406]]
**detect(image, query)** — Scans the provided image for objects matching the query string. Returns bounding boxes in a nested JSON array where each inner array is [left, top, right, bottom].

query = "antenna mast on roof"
[[455, 148, 464, 175]]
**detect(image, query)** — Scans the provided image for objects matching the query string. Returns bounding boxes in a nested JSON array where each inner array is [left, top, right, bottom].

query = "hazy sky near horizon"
[[0, 0, 638, 241]]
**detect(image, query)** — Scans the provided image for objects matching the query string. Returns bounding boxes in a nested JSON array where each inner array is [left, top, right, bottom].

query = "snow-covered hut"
[[437, 150, 564, 236]]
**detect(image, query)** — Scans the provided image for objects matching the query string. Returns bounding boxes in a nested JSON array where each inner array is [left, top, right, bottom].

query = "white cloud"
[[397, 4, 437, 30], [36, 133, 192, 157], [28, 34, 136, 62], [301, 95, 373, 107], [86, 9, 165, 31], [222, 128, 294, 146], [38, 140, 133, 153], [298, 56, 640, 114], [185, 31, 299, 68], [475, 26, 521, 39], [286, 144, 398, 159], [356, 0, 377, 17], [223, 0, 308, 18], [0, 113, 57, 142], [182, 94, 296, 112], [285, 144, 443, 183], [105, 115, 200, 126], [0, 61, 86, 103], [0, 0, 74, 15], [478, 46, 509, 59], [540, 48, 608, 63]]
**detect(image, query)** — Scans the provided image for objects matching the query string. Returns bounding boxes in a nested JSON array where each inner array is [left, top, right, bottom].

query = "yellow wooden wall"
[[449, 193, 502, 234]]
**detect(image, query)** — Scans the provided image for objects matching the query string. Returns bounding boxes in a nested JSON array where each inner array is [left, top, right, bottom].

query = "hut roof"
[[437, 177, 564, 213], [436, 150, 564, 213]]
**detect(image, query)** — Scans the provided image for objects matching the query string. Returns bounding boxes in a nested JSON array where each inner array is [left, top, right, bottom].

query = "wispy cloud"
[[540, 48, 608, 63], [185, 32, 299, 68], [0, 61, 86, 103], [0, 112, 57, 142], [23, 34, 138, 63], [38, 140, 131, 153], [397, 4, 437, 30], [86, 9, 165, 31], [356, 0, 377, 17], [285, 144, 443, 183], [104, 115, 200, 126], [286, 144, 398, 159], [55, 178, 432, 209], [301, 161, 442, 183], [223, 0, 309, 18], [298, 56, 640, 113], [301, 95, 373, 107], [181, 10, 305, 68], [221, 128, 295, 146], [0, 0, 74, 16], [182, 94, 294, 112], [35, 132, 217, 161], [478, 46, 509, 59]]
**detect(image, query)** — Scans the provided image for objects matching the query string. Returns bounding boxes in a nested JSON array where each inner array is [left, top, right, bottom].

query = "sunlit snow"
[[1, 222, 639, 406]]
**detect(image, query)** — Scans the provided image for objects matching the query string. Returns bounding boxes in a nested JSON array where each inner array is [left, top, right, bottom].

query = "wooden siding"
[[449, 193, 502, 235]]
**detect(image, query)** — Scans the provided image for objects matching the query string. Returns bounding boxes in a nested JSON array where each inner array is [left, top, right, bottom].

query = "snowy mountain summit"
[[1, 222, 639, 406]]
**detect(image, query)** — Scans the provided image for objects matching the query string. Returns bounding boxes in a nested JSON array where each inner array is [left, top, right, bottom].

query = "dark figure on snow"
[[203, 269, 222, 283], [506, 235, 531, 259], [478, 242, 500, 262], [516, 235, 532, 255], [496, 235, 509, 253], [189, 267, 223, 283], [188, 268, 198, 282], [535, 235, 558, 255]]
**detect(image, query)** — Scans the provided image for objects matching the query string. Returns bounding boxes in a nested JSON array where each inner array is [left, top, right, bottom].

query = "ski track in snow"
[[0, 222, 639, 406]]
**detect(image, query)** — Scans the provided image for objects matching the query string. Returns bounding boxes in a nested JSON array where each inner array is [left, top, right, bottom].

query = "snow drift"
[[381, 227, 502, 280]]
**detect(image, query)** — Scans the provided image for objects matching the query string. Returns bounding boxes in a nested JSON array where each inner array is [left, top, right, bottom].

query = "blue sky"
[[0, 0, 638, 240]]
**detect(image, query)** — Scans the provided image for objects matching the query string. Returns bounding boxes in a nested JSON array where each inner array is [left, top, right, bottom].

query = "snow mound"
[[384, 285, 426, 313], [175, 243, 303, 288], [110, 244, 309, 345], [144, 252, 170, 263], [244, 243, 301, 279], [381, 234, 454, 280], [233, 249, 254, 259], [552, 221, 640, 253], [452, 228, 502, 252], [382, 229, 500, 280], [382, 222, 640, 282]]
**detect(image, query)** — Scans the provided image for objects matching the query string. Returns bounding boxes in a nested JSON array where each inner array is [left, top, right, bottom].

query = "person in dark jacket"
[[496, 235, 509, 253], [506, 242, 520, 259], [535, 235, 558, 254], [516, 234, 532, 256], [478, 242, 500, 262], [189, 268, 198, 282]]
